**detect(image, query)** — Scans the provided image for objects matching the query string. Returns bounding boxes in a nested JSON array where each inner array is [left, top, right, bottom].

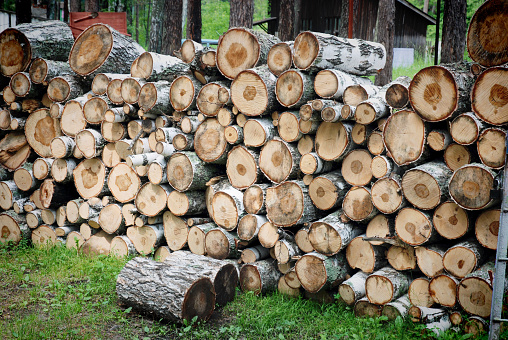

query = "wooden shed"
[[268, 0, 435, 54]]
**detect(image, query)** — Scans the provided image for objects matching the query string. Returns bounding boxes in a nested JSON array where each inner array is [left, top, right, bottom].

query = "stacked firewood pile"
[[0, 0, 506, 333]]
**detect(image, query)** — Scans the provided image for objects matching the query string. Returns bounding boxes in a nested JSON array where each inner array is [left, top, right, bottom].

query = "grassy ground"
[[0, 241, 492, 340]]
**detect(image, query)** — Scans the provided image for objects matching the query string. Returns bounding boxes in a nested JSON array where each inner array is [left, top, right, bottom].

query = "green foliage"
[[201, 0, 270, 40], [406, 0, 484, 43]]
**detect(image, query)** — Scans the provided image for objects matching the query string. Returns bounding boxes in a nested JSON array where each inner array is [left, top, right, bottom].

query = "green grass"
[[0, 241, 495, 340], [392, 56, 434, 80]]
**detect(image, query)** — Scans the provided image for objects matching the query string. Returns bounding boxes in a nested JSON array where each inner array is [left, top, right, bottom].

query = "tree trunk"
[[85, 0, 99, 12], [194, 118, 229, 164], [229, 0, 253, 28], [231, 66, 280, 116], [277, 0, 295, 41], [315, 121, 355, 162], [401, 161, 452, 211], [339, 271, 368, 305], [73, 159, 109, 199], [204, 227, 240, 259], [477, 128, 506, 170], [161, 0, 183, 56], [240, 259, 280, 295], [0, 210, 30, 244], [386, 245, 416, 271], [188, 222, 216, 255], [243, 118, 277, 147], [383, 109, 428, 166], [354, 297, 383, 318], [444, 143, 472, 171], [166, 151, 222, 192], [116, 257, 215, 323], [226, 145, 260, 190], [40, 179, 79, 209], [135, 183, 172, 217], [243, 183, 269, 215], [15, 0, 31, 25], [374, 0, 395, 86], [70, 0, 80, 12], [186, 0, 201, 43], [240, 244, 270, 263], [347, 235, 388, 273], [440, 0, 466, 64], [427, 129, 452, 152], [385, 76, 411, 109], [126, 224, 164, 255], [149, 0, 164, 52]]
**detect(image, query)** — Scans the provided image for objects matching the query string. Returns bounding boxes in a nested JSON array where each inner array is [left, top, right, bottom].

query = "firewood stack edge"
[[0, 1, 506, 334]]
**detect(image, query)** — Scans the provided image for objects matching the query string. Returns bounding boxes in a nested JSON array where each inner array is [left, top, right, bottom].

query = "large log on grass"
[[116, 257, 216, 323], [164, 251, 238, 306], [292, 32, 386, 75], [69, 24, 145, 76], [0, 20, 74, 76]]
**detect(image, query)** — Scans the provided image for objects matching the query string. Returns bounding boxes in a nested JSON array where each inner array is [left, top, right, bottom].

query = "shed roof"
[[397, 0, 436, 25]]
